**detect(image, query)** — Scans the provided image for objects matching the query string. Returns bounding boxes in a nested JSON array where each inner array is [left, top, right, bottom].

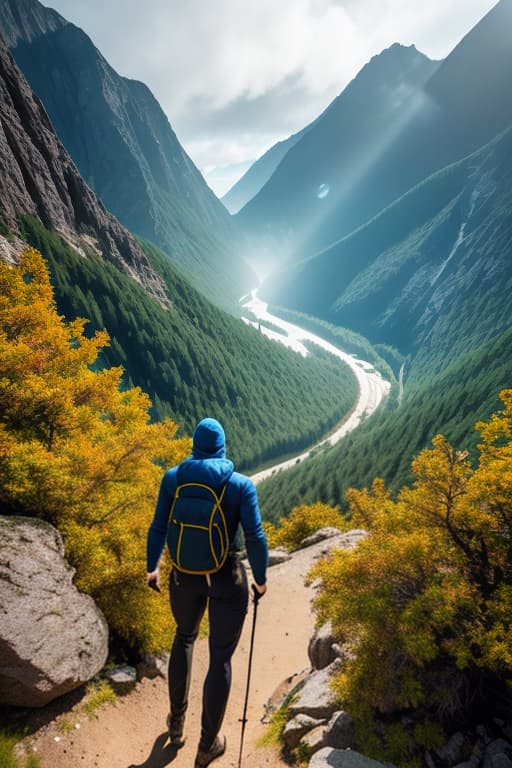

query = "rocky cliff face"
[[1, 0, 254, 303], [0, 34, 168, 302]]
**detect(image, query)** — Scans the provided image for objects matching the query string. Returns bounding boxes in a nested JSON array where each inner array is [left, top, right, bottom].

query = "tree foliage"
[[264, 502, 348, 551], [19, 216, 358, 472], [309, 392, 512, 760], [258, 327, 512, 522], [0, 249, 190, 651]]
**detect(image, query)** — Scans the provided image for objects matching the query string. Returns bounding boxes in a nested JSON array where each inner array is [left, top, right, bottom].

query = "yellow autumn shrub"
[[310, 392, 512, 760], [0, 249, 190, 651], [267, 501, 349, 552]]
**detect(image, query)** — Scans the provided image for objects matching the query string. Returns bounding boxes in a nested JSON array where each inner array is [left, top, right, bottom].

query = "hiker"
[[146, 417, 268, 768]]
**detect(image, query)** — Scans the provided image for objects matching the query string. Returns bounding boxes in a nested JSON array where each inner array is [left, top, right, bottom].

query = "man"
[[147, 417, 268, 768]]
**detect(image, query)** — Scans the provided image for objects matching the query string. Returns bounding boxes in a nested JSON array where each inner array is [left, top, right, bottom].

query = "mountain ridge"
[[238, 0, 512, 274], [1, 0, 254, 306], [0, 33, 167, 303], [237, 42, 438, 272]]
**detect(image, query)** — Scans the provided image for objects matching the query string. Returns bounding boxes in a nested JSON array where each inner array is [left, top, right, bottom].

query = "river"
[[241, 290, 391, 484]]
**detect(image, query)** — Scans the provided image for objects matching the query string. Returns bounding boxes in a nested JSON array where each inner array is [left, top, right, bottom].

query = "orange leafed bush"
[[0, 249, 190, 651]]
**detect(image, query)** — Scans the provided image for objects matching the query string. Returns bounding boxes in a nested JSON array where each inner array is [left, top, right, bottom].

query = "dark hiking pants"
[[168, 554, 249, 749]]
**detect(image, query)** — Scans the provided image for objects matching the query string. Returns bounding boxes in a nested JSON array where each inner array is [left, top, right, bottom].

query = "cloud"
[[42, 0, 498, 192]]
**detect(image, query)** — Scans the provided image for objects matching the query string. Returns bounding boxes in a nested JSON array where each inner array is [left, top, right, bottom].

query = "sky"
[[41, 0, 498, 197]]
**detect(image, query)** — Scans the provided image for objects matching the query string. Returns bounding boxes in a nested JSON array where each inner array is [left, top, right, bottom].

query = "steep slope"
[[264, 126, 512, 379], [258, 325, 512, 521], [19, 216, 358, 472], [239, 0, 512, 273], [222, 121, 317, 214], [0, 24, 359, 473], [0, 33, 166, 303], [237, 43, 438, 271], [0, 0, 254, 306]]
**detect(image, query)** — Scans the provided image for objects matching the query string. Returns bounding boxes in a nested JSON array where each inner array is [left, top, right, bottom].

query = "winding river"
[[241, 291, 391, 484]]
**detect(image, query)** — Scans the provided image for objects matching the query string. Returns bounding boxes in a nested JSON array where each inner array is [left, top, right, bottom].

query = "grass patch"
[[56, 718, 75, 734], [81, 680, 116, 719], [257, 702, 291, 748], [0, 727, 42, 768]]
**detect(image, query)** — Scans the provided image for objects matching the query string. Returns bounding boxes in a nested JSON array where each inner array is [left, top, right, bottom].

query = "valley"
[[242, 291, 391, 483]]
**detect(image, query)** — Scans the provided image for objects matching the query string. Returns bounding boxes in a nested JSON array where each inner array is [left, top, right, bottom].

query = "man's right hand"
[[253, 582, 267, 596]]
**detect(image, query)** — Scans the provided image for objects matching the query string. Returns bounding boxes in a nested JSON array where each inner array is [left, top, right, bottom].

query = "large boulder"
[[0, 516, 109, 707]]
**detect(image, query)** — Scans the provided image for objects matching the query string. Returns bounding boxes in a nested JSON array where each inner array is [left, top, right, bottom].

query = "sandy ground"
[[20, 542, 332, 768]]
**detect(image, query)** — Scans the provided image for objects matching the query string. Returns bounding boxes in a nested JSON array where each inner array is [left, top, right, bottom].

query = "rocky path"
[[24, 541, 334, 768]]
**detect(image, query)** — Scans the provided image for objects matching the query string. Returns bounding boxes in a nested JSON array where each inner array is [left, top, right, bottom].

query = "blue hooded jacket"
[[146, 418, 268, 585]]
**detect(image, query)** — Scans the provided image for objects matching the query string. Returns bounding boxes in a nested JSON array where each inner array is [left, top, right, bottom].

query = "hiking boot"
[[166, 713, 185, 748], [194, 734, 226, 767]]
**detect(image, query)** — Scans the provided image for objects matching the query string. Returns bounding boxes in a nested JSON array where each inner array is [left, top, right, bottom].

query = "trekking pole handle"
[[251, 583, 264, 603]]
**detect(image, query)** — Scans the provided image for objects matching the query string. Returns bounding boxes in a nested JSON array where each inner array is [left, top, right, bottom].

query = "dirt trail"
[[25, 543, 327, 768]]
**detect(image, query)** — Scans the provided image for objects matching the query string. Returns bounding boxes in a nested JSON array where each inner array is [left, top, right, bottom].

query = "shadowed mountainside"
[[0, 0, 254, 307], [0, 33, 167, 303]]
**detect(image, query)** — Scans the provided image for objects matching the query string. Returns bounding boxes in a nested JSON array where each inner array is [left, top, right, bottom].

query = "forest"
[[19, 216, 358, 472], [258, 326, 512, 522]]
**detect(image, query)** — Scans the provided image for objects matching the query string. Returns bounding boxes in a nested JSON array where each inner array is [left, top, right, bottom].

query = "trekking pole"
[[238, 584, 262, 768]]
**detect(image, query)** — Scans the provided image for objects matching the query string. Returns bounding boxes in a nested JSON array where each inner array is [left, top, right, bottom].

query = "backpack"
[[167, 470, 230, 575]]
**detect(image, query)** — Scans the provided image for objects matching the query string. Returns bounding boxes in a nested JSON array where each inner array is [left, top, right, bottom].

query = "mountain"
[[236, 43, 438, 272], [222, 122, 314, 214], [264, 126, 512, 378], [238, 0, 512, 274], [0, 34, 167, 303], [0, 25, 359, 472], [0, 0, 254, 306]]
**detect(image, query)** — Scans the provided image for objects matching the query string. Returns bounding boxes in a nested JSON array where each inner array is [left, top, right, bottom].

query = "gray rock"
[[288, 659, 342, 720], [300, 528, 344, 548], [136, 653, 168, 681], [308, 620, 336, 670], [283, 714, 326, 749], [309, 747, 392, 768], [268, 547, 292, 566], [0, 516, 108, 707], [301, 724, 326, 754], [483, 739, 512, 768], [105, 665, 137, 694], [436, 732, 465, 765], [324, 711, 356, 750]]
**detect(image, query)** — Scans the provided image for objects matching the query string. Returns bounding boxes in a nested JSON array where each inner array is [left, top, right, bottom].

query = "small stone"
[[308, 620, 337, 670], [300, 724, 326, 754], [268, 548, 291, 566], [323, 711, 356, 750], [105, 665, 137, 694], [283, 714, 325, 748], [436, 731, 465, 765], [483, 739, 512, 768], [309, 747, 393, 768], [136, 654, 168, 681]]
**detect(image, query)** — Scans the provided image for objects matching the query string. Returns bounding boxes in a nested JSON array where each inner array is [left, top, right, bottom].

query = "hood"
[[192, 417, 226, 459], [179, 457, 234, 488]]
